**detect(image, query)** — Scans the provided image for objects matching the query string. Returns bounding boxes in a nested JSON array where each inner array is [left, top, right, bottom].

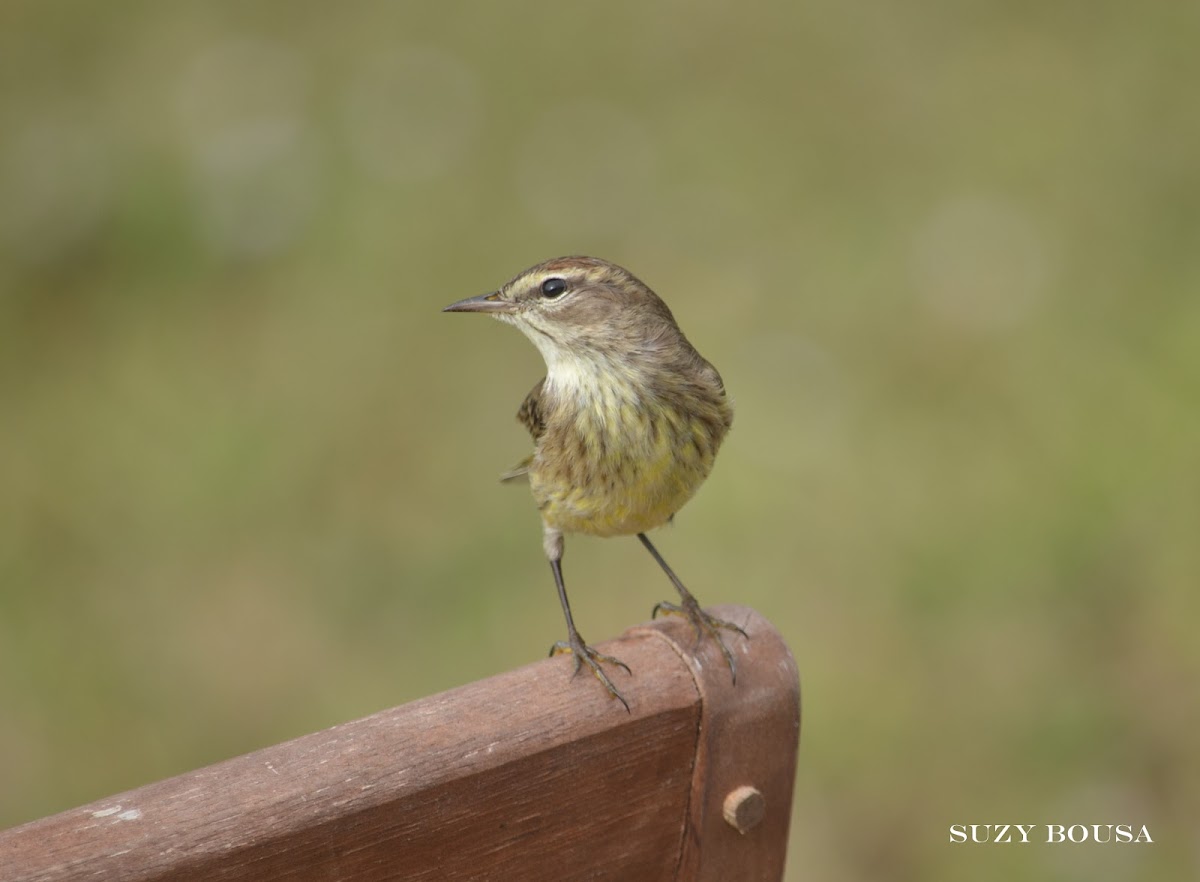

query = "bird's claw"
[[550, 637, 632, 712], [652, 599, 748, 683]]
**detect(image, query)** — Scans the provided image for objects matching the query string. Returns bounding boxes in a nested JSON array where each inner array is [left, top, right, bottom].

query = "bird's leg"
[[544, 529, 631, 711], [639, 532, 748, 683]]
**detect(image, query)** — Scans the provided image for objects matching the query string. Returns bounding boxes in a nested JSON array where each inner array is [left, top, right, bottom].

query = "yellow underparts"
[[529, 372, 725, 537]]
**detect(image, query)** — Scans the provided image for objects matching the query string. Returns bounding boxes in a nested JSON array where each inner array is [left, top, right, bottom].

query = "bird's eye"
[[540, 277, 568, 299]]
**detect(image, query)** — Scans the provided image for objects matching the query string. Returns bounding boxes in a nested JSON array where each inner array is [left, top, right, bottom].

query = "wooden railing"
[[1, 605, 800, 881]]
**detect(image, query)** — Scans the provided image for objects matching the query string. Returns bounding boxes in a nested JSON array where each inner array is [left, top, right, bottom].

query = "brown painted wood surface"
[[1, 605, 800, 881]]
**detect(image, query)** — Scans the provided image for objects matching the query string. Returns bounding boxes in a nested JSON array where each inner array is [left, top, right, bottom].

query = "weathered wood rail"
[[1, 605, 800, 881]]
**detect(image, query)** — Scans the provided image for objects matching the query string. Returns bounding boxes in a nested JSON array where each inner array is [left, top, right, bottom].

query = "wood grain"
[[1, 606, 799, 881]]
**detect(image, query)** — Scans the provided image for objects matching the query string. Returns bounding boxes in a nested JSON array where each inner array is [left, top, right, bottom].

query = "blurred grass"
[[1, 1, 1198, 879]]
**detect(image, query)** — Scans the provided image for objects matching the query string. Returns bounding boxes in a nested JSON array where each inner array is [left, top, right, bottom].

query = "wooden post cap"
[[723, 785, 766, 833]]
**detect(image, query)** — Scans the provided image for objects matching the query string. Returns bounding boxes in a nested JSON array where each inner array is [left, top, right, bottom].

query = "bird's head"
[[443, 256, 683, 371]]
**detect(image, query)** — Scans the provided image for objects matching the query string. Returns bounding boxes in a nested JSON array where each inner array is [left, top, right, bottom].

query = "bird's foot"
[[550, 633, 632, 712], [652, 597, 748, 683]]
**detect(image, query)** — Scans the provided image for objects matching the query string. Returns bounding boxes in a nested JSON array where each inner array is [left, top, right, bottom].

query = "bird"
[[443, 256, 743, 710]]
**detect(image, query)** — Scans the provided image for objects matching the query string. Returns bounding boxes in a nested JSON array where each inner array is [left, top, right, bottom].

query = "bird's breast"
[[529, 366, 730, 536]]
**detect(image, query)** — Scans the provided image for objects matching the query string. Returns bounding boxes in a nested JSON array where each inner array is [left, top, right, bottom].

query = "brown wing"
[[500, 378, 546, 483], [516, 377, 547, 442]]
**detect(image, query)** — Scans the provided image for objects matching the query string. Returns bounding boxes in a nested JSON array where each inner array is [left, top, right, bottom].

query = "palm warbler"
[[444, 256, 743, 709]]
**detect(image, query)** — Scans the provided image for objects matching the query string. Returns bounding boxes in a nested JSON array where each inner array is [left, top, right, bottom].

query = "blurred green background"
[[2, 2, 1197, 879]]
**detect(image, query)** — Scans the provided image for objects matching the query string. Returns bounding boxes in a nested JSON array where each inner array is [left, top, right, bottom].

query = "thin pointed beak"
[[442, 291, 514, 314]]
